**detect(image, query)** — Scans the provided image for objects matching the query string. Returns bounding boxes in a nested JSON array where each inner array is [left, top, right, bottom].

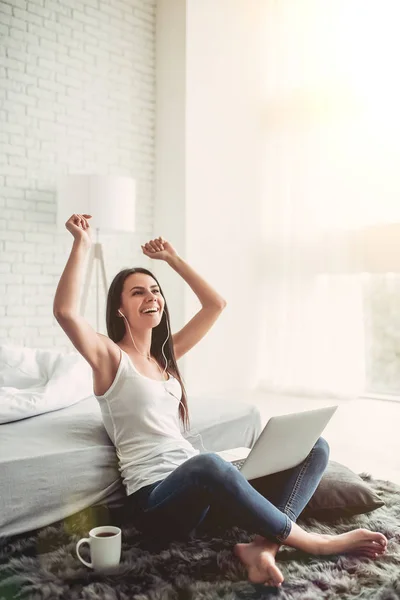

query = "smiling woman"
[[53, 214, 386, 588], [104, 263, 227, 427], [53, 217, 227, 434]]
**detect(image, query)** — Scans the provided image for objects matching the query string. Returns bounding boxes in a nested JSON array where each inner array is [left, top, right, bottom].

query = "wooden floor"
[[226, 391, 400, 485]]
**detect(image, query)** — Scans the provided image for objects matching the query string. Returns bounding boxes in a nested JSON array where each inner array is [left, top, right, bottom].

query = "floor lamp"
[[57, 175, 136, 330]]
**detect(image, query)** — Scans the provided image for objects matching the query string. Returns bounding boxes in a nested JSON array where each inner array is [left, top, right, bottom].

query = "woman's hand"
[[65, 214, 92, 245], [141, 237, 179, 262]]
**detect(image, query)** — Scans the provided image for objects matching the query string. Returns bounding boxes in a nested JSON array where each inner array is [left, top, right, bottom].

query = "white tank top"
[[94, 348, 199, 496]]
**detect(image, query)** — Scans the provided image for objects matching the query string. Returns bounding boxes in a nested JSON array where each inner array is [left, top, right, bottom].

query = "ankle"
[[253, 535, 268, 545], [253, 535, 280, 552], [284, 523, 325, 555], [307, 532, 328, 555]]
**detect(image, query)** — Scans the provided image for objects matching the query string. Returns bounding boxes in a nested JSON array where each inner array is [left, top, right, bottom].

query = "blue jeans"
[[128, 437, 329, 544]]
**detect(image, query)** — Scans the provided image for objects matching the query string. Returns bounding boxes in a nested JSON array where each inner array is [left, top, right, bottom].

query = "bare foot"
[[285, 524, 388, 558], [234, 538, 284, 587], [317, 529, 388, 558]]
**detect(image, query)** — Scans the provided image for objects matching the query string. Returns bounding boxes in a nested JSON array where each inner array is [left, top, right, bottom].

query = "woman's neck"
[[120, 341, 152, 360]]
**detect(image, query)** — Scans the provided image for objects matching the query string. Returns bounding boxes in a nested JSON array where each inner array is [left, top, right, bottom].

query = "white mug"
[[76, 526, 121, 570]]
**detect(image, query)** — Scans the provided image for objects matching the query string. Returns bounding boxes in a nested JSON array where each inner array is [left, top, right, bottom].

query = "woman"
[[54, 213, 387, 588]]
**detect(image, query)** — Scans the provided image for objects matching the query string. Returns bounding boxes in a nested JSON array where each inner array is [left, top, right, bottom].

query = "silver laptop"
[[217, 406, 337, 480]]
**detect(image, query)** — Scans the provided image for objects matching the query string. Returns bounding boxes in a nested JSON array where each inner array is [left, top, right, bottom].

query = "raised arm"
[[53, 214, 92, 318], [141, 237, 227, 360], [53, 214, 111, 369]]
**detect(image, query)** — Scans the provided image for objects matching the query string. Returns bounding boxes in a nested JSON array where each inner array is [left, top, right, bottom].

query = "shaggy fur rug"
[[1, 474, 400, 600]]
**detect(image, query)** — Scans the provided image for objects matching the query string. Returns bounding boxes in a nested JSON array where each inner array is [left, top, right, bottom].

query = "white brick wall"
[[0, 0, 156, 350]]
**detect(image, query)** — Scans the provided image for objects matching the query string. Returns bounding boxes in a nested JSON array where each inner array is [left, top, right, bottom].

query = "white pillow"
[[0, 345, 93, 424]]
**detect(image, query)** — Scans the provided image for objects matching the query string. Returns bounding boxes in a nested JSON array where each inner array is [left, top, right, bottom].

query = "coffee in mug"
[[76, 526, 121, 570]]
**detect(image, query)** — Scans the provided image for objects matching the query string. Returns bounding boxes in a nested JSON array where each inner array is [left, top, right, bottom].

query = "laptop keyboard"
[[232, 459, 246, 470]]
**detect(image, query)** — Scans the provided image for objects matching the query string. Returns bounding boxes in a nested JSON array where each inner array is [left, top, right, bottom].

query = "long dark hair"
[[106, 267, 190, 430]]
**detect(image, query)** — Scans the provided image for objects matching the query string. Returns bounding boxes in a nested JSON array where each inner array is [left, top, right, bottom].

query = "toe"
[[373, 532, 388, 547], [359, 548, 377, 555], [366, 540, 386, 552], [264, 579, 282, 588], [358, 548, 382, 559]]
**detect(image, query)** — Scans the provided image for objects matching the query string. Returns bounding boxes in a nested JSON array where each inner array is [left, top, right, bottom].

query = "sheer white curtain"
[[257, 0, 400, 398]]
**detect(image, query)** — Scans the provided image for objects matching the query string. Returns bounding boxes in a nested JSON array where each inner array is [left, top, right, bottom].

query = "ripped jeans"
[[127, 437, 329, 544]]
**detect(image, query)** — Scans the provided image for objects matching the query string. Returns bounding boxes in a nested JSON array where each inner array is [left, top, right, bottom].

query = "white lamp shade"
[[57, 175, 136, 233]]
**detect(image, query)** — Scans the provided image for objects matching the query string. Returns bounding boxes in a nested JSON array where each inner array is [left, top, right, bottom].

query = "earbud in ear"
[[118, 309, 124, 317]]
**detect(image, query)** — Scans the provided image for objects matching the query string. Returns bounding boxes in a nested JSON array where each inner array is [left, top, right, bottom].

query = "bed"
[[0, 391, 262, 537]]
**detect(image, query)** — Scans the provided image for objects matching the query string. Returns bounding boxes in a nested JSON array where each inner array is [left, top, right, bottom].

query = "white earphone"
[[117, 307, 207, 452]]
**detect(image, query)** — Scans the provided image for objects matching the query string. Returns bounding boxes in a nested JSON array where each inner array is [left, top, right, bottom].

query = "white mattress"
[[0, 395, 261, 536]]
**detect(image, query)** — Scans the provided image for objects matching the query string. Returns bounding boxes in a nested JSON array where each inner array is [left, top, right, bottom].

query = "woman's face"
[[119, 273, 164, 327]]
